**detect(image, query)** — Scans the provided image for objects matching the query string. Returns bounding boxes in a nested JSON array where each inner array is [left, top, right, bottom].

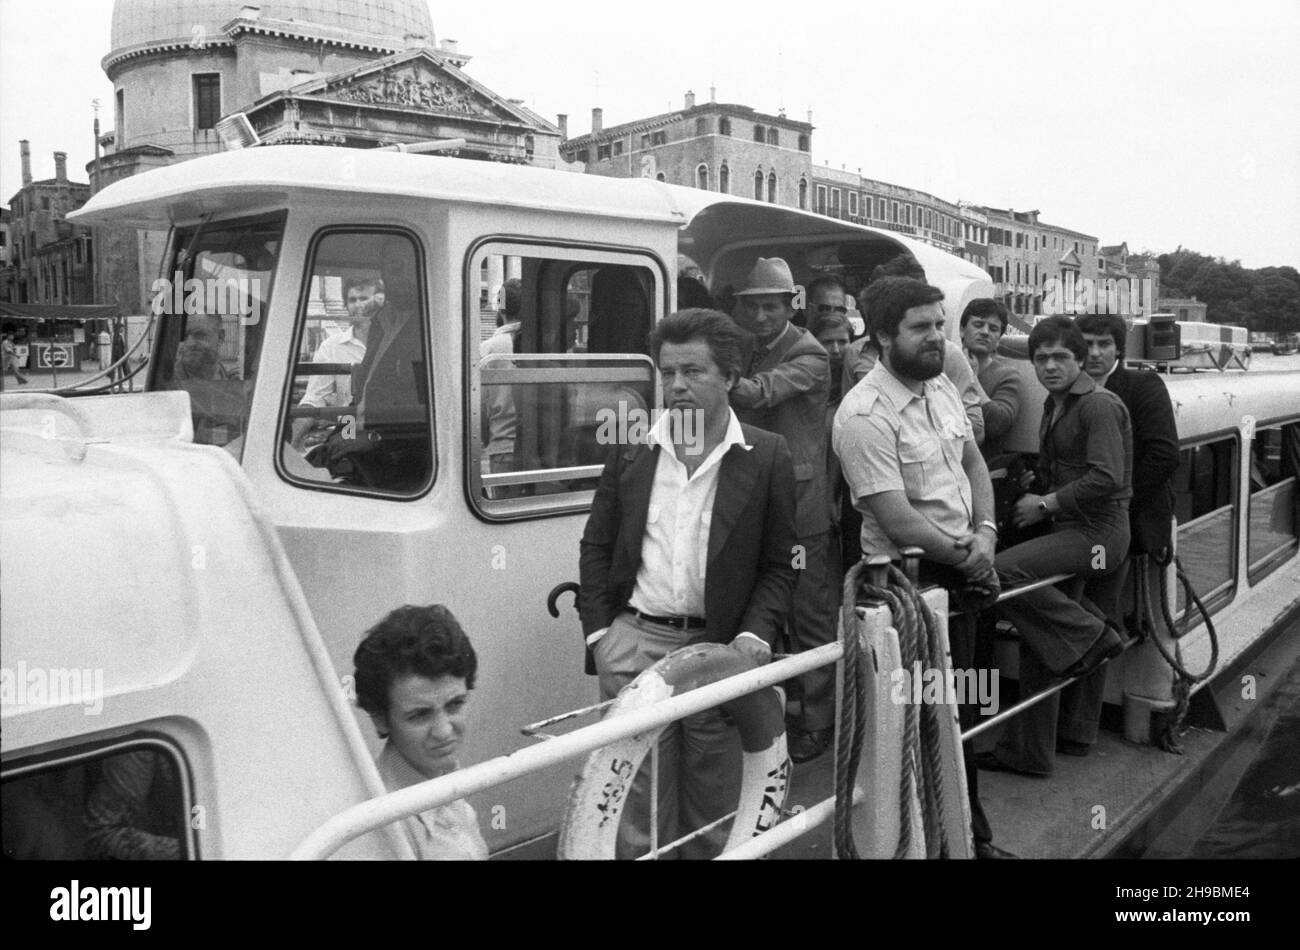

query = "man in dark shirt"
[[978, 317, 1132, 777], [1055, 313, 1180, 756], [960, 299, 1024, 462]]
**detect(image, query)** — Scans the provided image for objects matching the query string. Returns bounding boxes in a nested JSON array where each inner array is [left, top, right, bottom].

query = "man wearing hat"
[[731, 257, 835, 762]]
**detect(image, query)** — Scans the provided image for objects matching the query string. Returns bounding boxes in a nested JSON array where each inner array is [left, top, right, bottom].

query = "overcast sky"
[[2, 0, 1297, 268]]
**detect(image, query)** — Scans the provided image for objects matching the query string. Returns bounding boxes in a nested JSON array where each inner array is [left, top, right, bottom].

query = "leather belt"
[[632, 609, 707, 631]]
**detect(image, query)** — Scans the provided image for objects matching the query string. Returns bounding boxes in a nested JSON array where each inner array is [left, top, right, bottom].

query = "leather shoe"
[[1060, 624, 1125, 681], [1056, 738, 1091, 757], [975, 840, 1020, 859], [788, 727, 832, 764], [972, 750, 1050, 778]]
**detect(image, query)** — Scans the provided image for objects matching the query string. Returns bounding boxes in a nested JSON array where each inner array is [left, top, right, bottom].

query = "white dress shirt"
[[299, 326, 365, 409]]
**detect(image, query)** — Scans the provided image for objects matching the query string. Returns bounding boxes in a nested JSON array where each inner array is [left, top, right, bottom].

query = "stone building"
[[560, 90, 815, 209], [978, 207, 1100, 322], [3, 143, 94, 306], [808, 165, 989, 269], [90, 0, 562, 316]]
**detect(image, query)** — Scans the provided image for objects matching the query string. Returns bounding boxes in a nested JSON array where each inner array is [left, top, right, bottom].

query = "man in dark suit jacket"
[[1057, 313, 1180, 756], [580, 308, 798, 858], [728, 257, 835, 763]]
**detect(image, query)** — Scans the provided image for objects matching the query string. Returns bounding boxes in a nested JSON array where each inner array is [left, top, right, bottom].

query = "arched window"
[[719, 162, 730, 194], [767, 127, 779, 146], [719, 117, 732, 136], [797, 133, 809, 152], [767, 172, 777, 203], [696, 163, 709, 190], [798, 178, 808, 210], [754, 170, 764, 200], [753, 125, 765, 143]]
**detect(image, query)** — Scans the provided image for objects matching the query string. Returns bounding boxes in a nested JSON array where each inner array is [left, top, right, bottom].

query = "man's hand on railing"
[[730, 633, 772, 666], [953, 531, 997, 585]]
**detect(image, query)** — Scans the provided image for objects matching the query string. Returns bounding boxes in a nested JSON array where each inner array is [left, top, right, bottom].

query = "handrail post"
[[899, 546, 925, 586], [864, 554, 891, 589]]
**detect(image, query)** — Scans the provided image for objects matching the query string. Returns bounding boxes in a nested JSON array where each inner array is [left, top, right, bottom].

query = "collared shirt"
[[299, 326, 366, 409], [376, 742, 488, 861], [1039, 372, 1132, 518], [628, 409, 751, 618], [832, 361, 974, 559]]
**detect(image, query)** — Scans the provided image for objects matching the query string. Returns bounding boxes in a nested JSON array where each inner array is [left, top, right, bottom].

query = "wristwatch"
[[1037, 499, 1049, 514]]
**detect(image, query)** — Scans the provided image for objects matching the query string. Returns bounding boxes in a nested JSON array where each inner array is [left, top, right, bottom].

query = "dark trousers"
[[917, 561, 993, 845], [1058, 556, 1137, 746], [791, 531, 836, 732], [993, 516, 1129, 774]]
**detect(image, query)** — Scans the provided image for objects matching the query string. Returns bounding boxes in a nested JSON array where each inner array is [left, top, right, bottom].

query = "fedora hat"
[[735, 257, 797, 296]]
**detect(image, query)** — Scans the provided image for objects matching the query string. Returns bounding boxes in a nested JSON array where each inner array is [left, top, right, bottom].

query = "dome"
[[110, 0, 435, 52]]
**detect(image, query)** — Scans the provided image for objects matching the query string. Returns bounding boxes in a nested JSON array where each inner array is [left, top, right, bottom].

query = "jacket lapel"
[[621, 444, 658, 566], [707, 444, 758, 565]]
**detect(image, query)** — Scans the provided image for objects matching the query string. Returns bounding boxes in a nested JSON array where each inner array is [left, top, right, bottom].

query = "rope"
[[833, 560, 951, 859], [1134, 551, 1220, 753], [833, 560, 867, 860]]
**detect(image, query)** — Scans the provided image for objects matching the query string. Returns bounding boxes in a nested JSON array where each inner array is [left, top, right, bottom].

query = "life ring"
[[558, 642, 790, 859]]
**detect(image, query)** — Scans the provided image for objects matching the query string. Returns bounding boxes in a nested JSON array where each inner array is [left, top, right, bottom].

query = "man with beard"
[[977, 316, 1132, 778], [832, 276, 1012, 859], [730, 257, 835, 763], [960, 299, 1023, 462]]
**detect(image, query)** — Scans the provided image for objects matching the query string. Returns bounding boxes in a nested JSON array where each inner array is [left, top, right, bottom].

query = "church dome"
[[110, 0, 435, 52]]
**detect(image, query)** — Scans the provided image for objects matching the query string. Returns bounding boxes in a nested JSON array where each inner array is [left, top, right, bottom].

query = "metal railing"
[[292, 551, 1116, 860]]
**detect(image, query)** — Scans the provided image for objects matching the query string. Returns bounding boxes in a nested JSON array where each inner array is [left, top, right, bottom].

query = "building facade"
[[560, 91, 814, 209], [3, 144, 94, 306]]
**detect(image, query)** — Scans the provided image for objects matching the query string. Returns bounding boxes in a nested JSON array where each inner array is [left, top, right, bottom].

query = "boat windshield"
[[151, 215, 285, 459]]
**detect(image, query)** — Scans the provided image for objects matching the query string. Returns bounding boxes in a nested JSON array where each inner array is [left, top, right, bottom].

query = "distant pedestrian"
[[2, 333, 30, 387], [97, 328, 112, 371], [111, 324, 129, 392]]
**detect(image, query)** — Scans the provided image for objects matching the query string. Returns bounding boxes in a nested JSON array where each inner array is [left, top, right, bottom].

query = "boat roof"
[[69, 146, 688, 229], [65, 146, 988, 288]]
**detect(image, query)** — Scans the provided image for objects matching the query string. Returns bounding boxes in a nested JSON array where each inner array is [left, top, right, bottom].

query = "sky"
[[1, 0, 1297, 269]]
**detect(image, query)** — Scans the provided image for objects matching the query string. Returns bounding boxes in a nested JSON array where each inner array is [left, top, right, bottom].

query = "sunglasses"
[[816, 304, 849, 314]]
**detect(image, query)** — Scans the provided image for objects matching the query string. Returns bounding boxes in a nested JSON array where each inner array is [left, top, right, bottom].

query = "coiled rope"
[[1133, 550, 1219, 753], [834, 560, 951, 859]]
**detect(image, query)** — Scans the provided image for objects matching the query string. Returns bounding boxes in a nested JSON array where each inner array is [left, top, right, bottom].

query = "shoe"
[[788, 727, 833, 764], [975, 840, 1020, 859], [1060, 624, 1125, 681], [972, 750, 1050, 778], [1056, 739, 1090, 757]]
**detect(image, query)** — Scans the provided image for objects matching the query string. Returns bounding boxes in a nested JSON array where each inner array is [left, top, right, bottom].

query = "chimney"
[[54, 151, 68, 182], [685, 89, 695, 109], [20, 140, 32, 186], [441, 38, 459, 54], [709, 85, 716, 102], [557, 113, 568, 139], [240, 4, 261, 19], [591, 107, 603, 133]]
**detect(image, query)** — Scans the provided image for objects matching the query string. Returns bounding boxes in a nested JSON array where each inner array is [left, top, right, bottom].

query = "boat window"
[[468, 245, 660, 520], [152, 215, 282, 460], [278, 230, 434, 497], [1171, 436, 1238, 619], [1247, 420, 1300, 584], [2, 739, 194, 860]]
